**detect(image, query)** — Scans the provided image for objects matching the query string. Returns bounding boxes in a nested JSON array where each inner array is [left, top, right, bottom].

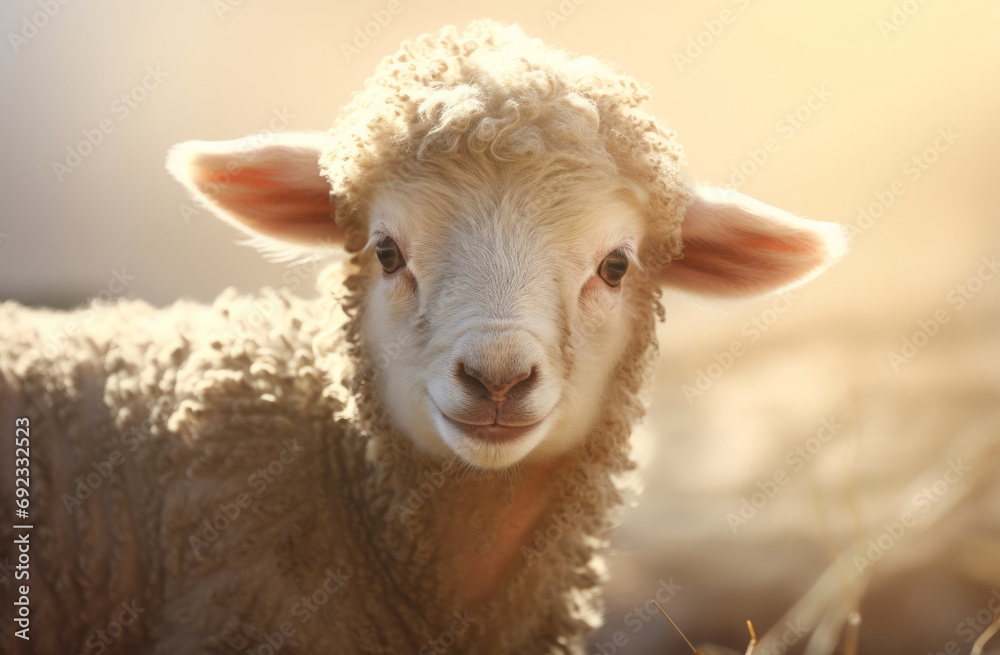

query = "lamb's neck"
[[355, 428, 623, 621], [438, 456, 565, 606]]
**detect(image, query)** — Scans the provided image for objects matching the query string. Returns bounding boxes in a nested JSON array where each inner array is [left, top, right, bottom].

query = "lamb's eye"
[[598, 250, 629, 288], [375, 235, 404, 274]]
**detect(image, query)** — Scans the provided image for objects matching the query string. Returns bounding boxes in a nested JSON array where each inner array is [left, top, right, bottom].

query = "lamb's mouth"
[[440, 414, 543, 444]]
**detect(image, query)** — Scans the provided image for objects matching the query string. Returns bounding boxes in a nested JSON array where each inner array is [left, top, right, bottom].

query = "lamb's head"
[[356, 158, 655, 470], [167, 21, 847, 470]]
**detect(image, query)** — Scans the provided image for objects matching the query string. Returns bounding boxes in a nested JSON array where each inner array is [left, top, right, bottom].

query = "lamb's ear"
[[660, 187, 848, 297], [167, 132, 340, 247]]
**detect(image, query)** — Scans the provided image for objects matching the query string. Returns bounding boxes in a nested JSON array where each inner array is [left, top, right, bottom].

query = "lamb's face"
[[361, 164, 646, 468]]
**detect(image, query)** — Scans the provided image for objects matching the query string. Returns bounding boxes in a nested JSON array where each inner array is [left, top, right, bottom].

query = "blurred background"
[[2, 1, 998, 653]]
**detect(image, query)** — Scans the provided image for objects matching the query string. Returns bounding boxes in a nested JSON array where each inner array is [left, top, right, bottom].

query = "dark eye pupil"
[[375, 235, 404, 273], [599, 252, 629, 287]]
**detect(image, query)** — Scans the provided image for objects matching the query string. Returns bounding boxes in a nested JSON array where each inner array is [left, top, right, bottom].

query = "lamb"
[[0, 19, 847, 655]]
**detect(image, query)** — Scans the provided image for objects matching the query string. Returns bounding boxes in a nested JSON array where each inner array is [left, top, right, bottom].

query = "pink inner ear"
[[221, 170, 332, 224], [191, 149, 339, 244], [661, 188, 848, 298], [728, 228, 806, 253], [676, 229, 829, 296]]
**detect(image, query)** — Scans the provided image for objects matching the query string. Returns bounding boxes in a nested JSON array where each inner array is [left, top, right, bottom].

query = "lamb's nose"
[[457, 362, 537, 404]]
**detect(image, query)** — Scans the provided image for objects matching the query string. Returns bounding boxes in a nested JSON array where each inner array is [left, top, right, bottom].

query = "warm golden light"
[[1, 2, 997, 653]]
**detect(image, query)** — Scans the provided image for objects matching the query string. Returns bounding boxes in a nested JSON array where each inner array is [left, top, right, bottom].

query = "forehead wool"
[[318, 19, 688, 270]]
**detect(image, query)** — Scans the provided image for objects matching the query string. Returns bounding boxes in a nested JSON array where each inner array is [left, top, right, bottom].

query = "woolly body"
[[0, 261, 654, 654]]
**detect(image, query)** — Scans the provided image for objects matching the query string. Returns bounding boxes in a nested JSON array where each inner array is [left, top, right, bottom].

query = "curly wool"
[[322, 20, 688, 268]]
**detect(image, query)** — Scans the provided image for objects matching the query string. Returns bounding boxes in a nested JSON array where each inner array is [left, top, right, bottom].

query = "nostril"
[[457, 362, 537, 402], [457, 362, 487, 397]]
